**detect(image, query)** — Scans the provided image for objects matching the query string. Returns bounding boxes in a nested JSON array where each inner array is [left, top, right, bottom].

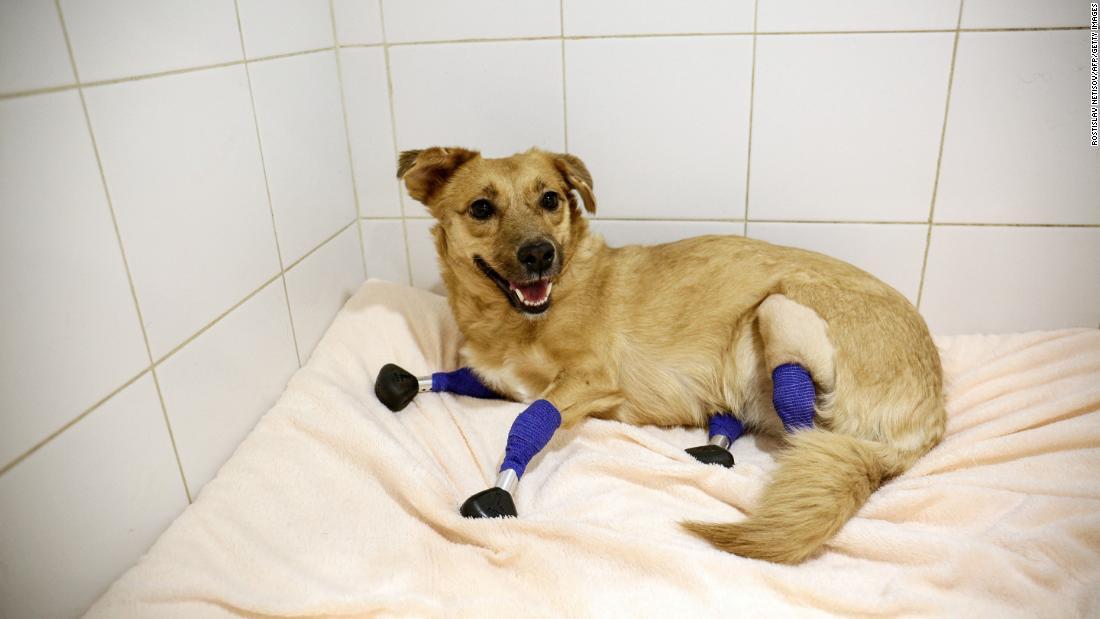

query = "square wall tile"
[[961, 0, 1087, 28], [0, 375, 187, 618], [747, 222, 927, 302], [920, 227, 1100, 335], [563, 0, 754, 36], [750, 33, 953, 222], [362, 219, 411, 283], [237, 0, 334, 58], [383, 0, 560, 43], [757, 0, 960, 31], [936, 31, 1100, 225], [341, 47, 402, 217], [0, 0, 73, 94], [59, 0, 241, 82], [333, 0, 382, 45], [589, 220, 743, 248], [390, 40, 564, 157], [566, 37, 753, 219], [84, 66, 280, 358], [405, 218, 444, 294], [285, 225, 365, 360], [0, 91, 148, 467], [157, 280, 298, 493], [249, 52, 357, 263]]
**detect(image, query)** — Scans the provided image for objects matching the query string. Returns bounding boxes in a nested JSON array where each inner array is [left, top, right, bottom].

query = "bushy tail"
[[684, 429, 910, 564]]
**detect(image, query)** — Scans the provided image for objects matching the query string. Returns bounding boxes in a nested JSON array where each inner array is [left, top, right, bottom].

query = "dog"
[[397, 146, 945, 564]]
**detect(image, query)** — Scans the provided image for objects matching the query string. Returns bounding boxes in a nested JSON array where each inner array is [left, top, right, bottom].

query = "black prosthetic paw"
[[686, 444, 735, 468], [460, 487, 518, 519], [374, 363, 420, 412]]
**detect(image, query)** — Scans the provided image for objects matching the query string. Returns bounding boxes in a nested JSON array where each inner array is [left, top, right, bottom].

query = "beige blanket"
[[88, 281, 1100, 618]]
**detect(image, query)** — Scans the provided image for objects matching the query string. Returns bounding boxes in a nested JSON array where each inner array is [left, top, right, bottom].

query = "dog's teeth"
[[513, 289, 524, 302], [546, 283, 553, 295]]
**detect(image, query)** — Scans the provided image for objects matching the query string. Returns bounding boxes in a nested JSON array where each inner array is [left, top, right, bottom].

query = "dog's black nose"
[[517, 241, 555, 273]]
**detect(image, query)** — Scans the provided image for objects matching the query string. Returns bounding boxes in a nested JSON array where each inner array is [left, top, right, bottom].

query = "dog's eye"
[[469, 199, 494, 220], [540, 191, 559, 211]]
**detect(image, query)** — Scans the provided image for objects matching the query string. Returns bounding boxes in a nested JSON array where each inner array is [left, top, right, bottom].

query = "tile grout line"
[[0, 217, 361, 478], [328, 0, 371, 281], [362, 214, 1100, 227], [742, 0, 760, 238], [0, 46, 338, 101], [929, 221, 1100, 228], [284, 218, 360, 271], [559, 0, 569, 153], [233, 0, 303, 368], [2, 26, 1088, 102], [157, 219, 358, 368], [377, 0, 416, 287], [916, 0, 965, 311], [154, 272, 283, 368], [0, 369, 151, 477], [342, 25, 1089, 47], [50, 0, 192, 501]]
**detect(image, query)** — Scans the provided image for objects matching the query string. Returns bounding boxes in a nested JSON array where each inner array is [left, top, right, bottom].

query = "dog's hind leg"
[[685, 413, 743, 467], [682, 294, 899, 563], [755, 293, 836, 428]]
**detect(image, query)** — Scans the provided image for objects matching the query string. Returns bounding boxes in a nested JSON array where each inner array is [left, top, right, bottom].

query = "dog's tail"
[[683, 429, 915, 564]]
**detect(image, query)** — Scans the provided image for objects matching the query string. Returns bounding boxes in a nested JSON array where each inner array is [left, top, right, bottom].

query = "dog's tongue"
[[512, 280, 550, 304]]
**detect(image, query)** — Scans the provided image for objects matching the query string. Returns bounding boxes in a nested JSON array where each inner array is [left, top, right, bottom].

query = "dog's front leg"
[[374, 364, 501, 411], [459, 369, 622, 519]]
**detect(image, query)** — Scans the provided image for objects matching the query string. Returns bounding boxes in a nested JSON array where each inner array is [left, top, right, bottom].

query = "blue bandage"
[[772, 363, 816, 432], [500, 400, 561, 478], [431, 367, 499, 399], [709, 413, 744, 442]]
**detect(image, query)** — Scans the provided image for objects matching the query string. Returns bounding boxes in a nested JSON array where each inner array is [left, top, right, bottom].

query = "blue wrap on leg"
[[431, 367, 499, 399], [772, 363, 816, 432], [500, 400, 561, 478], [709, 413, 744, 442]]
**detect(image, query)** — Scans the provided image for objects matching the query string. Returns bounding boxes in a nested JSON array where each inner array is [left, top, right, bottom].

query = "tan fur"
[[398, 147, 946, 564]]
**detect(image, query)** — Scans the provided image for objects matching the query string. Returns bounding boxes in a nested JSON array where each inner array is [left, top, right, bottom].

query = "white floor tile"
[[156, 280, 299, 493], [59, 0, 242, 82], [0, 0, 74, 94], [248, 52, 357, 263], [936, 31, 1100, 225], [961, 0, 1087, 28], [757, 0, 960, 31], [0, 375, 187, 618], [921, 227, 1100, 334], [383, 0, 560, 43], [237, 0, 334, 58], [333, 0, 382, 45], [84, 66, 281, 358], [341, 47, 402, 217], [362, 219, 411, 284], [566, 37, 753, 219], [750, 33, 953, 222], [389, 40, 564, 157], [590, 220, 743, 248], [405, 218, 444, 294], [0, 91, 148, 466], [285, 226, 365, 360], [563, 0, 754, 36]]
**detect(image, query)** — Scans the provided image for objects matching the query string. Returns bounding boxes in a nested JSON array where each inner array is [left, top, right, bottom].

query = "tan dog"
[[397, 146, 945, 564]]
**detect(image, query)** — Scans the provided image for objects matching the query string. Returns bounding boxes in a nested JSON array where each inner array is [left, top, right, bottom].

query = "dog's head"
[[397, 147, 595, 317]]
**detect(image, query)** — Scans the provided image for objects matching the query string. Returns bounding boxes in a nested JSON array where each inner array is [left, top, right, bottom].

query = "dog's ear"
[[551, 153, 596, 214], [397, 147, 480, 204]]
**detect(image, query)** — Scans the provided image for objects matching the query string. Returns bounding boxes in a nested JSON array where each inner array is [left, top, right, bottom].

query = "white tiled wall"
[[1, 1, 1097, 616]]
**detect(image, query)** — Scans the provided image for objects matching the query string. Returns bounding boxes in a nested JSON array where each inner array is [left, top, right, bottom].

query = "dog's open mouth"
[[475, 257, 553, 314]]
